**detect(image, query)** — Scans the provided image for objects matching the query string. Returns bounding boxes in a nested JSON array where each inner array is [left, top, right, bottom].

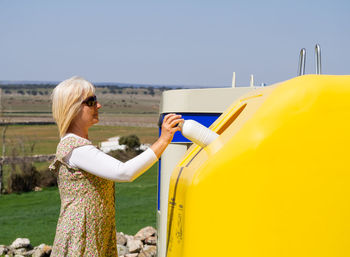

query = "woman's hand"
[[160, 114, 183, 144], [151, 114, 184, 158]]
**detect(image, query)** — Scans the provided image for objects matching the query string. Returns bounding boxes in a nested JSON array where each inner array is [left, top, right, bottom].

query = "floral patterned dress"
[[49, 136, 117, 256]]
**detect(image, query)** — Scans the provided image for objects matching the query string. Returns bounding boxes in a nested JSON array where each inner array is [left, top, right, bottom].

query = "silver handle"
[[298, 48, 306, 76], [315, 44, 322, 74]]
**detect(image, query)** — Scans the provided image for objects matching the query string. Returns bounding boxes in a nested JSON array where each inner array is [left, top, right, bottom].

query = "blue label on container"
[[157, 112, 221, 210]]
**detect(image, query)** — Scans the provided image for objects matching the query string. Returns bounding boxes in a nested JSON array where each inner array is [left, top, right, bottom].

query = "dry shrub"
[[7, 163, 57, 193], [6, 138, 57, 193], [108, 134, 143, 161], [8, 163, 40, 193], [38, 168, 57, 187], [107, 149, 142, 162]]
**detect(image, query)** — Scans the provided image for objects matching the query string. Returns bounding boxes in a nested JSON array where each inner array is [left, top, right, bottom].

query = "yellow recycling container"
[[166, 75, 350, 257]]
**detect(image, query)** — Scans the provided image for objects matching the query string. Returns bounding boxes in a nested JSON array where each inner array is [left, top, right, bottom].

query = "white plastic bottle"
[[180, 120, 219, 148]]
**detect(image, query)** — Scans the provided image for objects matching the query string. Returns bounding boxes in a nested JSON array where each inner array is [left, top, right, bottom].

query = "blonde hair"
[[51, 76, 95, 137]]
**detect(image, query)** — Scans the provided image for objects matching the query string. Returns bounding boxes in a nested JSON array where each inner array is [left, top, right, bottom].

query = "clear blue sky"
[[0, 0, 349, 87]]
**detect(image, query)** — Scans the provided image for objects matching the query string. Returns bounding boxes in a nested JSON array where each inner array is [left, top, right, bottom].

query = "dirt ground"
[[0, 86, 165, 127]]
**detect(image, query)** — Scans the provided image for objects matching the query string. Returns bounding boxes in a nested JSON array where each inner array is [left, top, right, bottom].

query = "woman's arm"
[[65, 145, 157, 182], [64, 114, 183, 182]]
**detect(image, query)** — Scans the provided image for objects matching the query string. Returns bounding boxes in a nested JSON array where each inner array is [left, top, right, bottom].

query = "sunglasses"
[[82, 95, 97, 107]]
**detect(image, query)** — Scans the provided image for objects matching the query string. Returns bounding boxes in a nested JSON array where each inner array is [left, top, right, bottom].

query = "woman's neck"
[[66, 124, 89, 140]]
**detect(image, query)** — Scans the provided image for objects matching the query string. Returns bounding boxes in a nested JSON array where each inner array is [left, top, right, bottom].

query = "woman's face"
[[73, 95, 102, 129]]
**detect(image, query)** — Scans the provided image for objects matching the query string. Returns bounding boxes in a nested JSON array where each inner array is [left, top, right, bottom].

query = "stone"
[[143, 245, 156, 251], [125, 253, 138, 257], [24, 249, 36, 256], [10, 238, 31, 249], [0, 245, 8, 255], [144, 236, 157, 245], [32, 248, 45, 257], [13, 247, 27, 254], [37, 244, 45, 250], [41, 244, 52, 255], [125, 235, 134, 243], [117, 232, 127, 246], [117, 244, 129, 256], [32, 244, 52, 257], [139, 245, 157, 257], [127, 239, 143, 253], [134, 226, 157, 241], [5, 247, 14, 256]]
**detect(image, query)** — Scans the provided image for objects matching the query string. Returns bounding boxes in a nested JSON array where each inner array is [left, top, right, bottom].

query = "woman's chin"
[[92, 117, 99, 124]]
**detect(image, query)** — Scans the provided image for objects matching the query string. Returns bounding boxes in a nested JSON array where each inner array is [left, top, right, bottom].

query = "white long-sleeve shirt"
[[61, 134, 158, 182]]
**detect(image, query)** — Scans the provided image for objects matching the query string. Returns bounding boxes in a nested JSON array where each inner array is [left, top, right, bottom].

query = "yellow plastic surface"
[[166, 75, 350, 257]]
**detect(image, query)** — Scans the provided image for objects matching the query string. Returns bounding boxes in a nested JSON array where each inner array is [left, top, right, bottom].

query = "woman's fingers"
[[163, 115, 182, 131], [163, 114, 181, 126], [160, 114, 183, 143], [163, 113, 177, 124], [169, 118, 183, 130], [163, 113, 175, 123]]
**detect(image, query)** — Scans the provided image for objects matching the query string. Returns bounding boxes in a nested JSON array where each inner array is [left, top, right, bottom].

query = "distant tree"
[[119, 135, 141, 151], [148, 88, 155, 96], [17, 90, 25, 95]]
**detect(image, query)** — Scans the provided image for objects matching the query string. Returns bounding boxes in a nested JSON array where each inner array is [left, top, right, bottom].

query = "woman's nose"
[[96, 102, 102, 109]]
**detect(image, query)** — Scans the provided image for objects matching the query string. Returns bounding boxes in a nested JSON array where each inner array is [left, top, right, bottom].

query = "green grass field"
[[0, 164, 158, 246]]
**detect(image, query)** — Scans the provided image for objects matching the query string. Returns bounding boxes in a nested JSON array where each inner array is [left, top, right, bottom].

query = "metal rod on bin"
[[315, 44, 322, 74], [298, 48, 306, 76]]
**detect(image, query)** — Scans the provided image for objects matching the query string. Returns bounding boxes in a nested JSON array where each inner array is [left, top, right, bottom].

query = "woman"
[[49, 76, 182, 256]]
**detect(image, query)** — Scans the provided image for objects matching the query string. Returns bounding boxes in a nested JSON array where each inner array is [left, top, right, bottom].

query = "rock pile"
[[0, 226, 157, 257], [0, 238, 51, 257], [117, 226, 157, 257]]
